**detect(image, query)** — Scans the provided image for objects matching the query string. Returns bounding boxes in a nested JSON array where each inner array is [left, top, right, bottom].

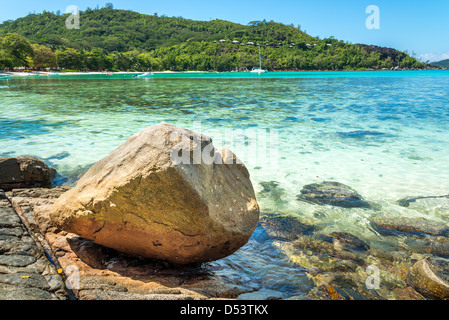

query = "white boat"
[[250, 67, 268, 73], [250, 45, 268, 74], [134, 72, 154, 78]]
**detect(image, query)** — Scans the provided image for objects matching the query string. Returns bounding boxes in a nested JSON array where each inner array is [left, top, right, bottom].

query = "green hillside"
[[432, 59, 449, 68], [0, 7, 428, 71]]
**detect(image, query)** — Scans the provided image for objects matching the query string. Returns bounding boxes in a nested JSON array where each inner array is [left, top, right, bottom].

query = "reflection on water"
[[1, 73, 449, 299]]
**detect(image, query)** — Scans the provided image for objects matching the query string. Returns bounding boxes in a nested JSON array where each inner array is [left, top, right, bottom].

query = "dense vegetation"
[[0, 6, 428, 71], [432, 59, 449, 68]]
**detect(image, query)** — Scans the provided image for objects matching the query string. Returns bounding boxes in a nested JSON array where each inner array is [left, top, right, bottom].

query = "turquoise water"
[[1, 70, 449, 298], [10, 70, 449, 79]]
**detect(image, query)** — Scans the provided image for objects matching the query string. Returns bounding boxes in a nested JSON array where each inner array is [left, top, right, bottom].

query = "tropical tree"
[[31, 44, 57, 69], [0, 33, 34, 67], [55, 48, 83, 70]]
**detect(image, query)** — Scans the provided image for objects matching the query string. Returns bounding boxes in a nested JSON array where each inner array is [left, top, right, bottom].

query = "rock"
[[398, 195, 449, 221], [237, 288, 287, 300], [335, 130, 392, 140], [0, 157, 56, 191], [392, 286, 426, 300], [329, 232, 370, 252], [258, 181, 288, 208], [66, 236, 116, 269], [259, 214, 315, 241], [0, 196, 68, 299], [297, 181, 370, 208], [398, 195, 449, 208], [0, 255, 37, 267], [0, 273, 50, 290], [370, 217, 449, 237], [0, 285, 55, 300], [49, 123, 259, 264], [7, 186, 70, 199], [306, 281, 381, 300], [408, 257, 449, 299]]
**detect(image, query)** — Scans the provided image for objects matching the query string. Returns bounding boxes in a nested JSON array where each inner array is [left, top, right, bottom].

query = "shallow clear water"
[[1, 71, 449, 298]]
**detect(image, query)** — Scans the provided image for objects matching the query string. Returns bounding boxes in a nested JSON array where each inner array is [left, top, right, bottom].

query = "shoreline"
[[2, 68, 446, 77]]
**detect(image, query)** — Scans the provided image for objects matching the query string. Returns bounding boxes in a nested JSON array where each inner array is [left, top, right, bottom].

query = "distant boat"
[[133, 72, 154, 78], [250, 45, 268, 74]]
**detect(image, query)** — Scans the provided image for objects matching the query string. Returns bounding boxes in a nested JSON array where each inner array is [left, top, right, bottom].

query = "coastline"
[[2, 67, 446, 77]]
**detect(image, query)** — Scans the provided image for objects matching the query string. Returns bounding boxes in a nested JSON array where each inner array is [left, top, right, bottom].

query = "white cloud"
[[419, 52, 449, 63]]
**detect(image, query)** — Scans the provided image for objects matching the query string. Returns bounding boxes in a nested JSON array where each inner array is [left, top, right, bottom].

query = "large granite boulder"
[[49, 123, 259, 264], [0, 157, 57, 191]]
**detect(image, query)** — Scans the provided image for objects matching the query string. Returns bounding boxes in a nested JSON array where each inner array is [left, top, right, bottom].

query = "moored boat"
[[133, 72, 154, 78], [250, 45, 268, 74]]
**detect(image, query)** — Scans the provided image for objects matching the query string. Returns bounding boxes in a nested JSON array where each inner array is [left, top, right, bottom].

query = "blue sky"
[[1, 0, 448, 61]]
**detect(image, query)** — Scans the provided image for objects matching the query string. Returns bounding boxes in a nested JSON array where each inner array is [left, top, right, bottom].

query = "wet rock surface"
[[258, 181, 288, 210], [297, 181, 370, 208], [259, 212, 433, 300], [259, 214, 315, 240], [370, 216, 449, 237], [397, 195, 449, 222], [0, 189, 67, 300], [237, 288, 287, 300], [408, 257, 449, 299], [398, 195, 449, 208]]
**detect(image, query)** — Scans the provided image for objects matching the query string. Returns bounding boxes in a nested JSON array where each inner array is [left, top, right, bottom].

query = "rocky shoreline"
[[0, 189, 67, 299], [1, 124, 449, 300], [3, 184, 449, 300]]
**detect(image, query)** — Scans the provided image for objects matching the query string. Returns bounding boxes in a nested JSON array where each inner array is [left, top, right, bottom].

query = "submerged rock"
[[398, 195, 449, 208], [329, 232, 370, 252], [258, 181, 287, 208], [408, 257, 449, 299], [49, 123, 259, 265], [0, 157, 56, 191], [259, 214, 315, 241], [397, 195, 449, 222], [370, 217, 449, 237], [52, 164, 93, 187], [405, 236, 449, 258], [237, 288, 287, 300], [297, 181, 370, 208]]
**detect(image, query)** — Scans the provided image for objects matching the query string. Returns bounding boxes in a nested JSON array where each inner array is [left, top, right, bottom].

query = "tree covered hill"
[[0, 8, 317, 52], [0, 7, 428, 71], [432, 59, 449, 68]]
